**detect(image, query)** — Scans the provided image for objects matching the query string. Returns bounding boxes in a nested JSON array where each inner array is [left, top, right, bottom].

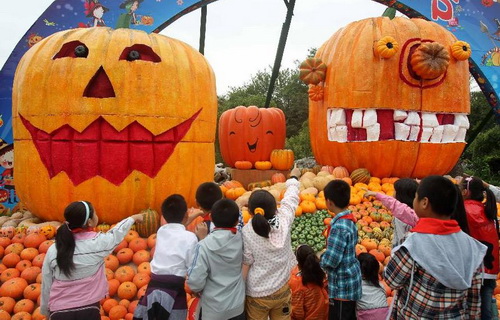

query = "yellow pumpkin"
[[374, 36, 399, 59], [309, 17, 470, 178], [450, 41, 471, 61], [254, 161, 272, 170], [40, 225, 56, 239], [13, 27, 217, 223]]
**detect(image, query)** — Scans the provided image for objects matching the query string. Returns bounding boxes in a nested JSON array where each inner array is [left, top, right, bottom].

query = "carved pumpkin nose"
[[409, 42, 450, 80], [83, 66, 116, 98]]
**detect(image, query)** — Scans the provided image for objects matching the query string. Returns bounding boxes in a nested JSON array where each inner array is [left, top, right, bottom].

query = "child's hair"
[[324, 180, 350, 209], [461, 176, 497, 221], [357, 253, 381, 288], [451, 185, 470, 234], [394, 178, 418, 208], [296, 244, 325, 287], [161, 194, 187, 224], [55, 201, 94, 277], [416, 175, 457, 216], [212, 199, 239, 228], [195, 182, 223, 211], [248, 190, 277, 238]]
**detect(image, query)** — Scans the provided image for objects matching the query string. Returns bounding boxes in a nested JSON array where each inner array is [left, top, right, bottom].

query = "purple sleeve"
[[375, 193, 418, 227]]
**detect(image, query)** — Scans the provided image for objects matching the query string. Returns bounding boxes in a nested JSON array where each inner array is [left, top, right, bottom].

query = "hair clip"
[[254, 207, 265, 216], [465, 176, 474, 191]]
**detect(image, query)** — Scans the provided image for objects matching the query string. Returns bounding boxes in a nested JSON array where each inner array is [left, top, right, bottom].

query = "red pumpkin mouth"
[[247, 139, 258, 153], [19, 109, 202, 186], [326, 108, 469, 143]]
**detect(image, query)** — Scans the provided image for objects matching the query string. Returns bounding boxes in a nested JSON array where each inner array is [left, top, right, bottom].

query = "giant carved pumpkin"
[[218, 106, 286, 167], [308, 17, 470, 178], [13, 27, 217, 223]]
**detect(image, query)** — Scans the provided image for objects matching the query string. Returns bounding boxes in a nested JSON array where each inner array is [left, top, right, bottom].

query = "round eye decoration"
[[299, 58, 327, 85], [74, 45, 89, 58], [451, 41, 471, 61], [127, 50, 141, 61], [374, 36, 399, 59]]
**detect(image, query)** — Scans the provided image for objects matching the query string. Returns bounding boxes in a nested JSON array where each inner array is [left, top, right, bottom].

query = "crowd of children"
[[40, 171, 499, 320]]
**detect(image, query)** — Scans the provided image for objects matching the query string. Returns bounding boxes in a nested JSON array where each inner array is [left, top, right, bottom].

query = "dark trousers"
[[328, 299, 357, 320], [480, 278, 496, 320], [49, 302, 100, 320]]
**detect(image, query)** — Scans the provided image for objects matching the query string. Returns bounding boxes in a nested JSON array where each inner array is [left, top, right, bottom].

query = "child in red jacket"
[[461, 176, 499, 319]]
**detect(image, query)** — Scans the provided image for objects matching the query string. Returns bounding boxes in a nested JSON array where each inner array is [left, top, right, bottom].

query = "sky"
[[0, 0, 389, 95]]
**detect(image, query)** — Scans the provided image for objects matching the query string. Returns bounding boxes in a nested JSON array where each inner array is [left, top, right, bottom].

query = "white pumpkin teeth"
[[326, 108, 468, 143], [393, 110, 408, 121], [422, 113, 439, 127], [455, 127, 467, 142], [362, 109, 377, 128], [420, 127, 434, 142], [329, 108, 346, 125], [351, 110, 363, 128], [408, 125, 420, 141], [395, 123, 411, 141], [454, 114, 470, 129], [366, 123, 380, 141], [442, 124, 459, 143], [430, 125, 444, 143], [334, 125, 348, 142], [404, 111, 421, 126]]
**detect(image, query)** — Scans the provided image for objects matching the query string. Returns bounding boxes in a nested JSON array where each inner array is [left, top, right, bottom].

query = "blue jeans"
[[481, 278, 496, 320]]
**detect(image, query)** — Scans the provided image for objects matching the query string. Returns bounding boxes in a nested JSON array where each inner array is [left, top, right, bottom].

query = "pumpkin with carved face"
[[218, 106, 286, 168], [13, 27, 217, 223], [308, 17, 470, 178]]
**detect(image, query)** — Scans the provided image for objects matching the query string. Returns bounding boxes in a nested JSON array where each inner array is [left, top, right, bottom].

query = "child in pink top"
[[364, 178, 418, 246], [41, 201, 143, 319]]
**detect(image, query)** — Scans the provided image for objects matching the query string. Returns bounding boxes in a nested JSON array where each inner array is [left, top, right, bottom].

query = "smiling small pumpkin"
[[218, 106, 286, 167], [13, 27, 217, 223]]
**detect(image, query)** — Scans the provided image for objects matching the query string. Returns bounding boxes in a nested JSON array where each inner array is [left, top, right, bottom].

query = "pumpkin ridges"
[[270, 149, 294, 171], [134, 209, 160, 238]]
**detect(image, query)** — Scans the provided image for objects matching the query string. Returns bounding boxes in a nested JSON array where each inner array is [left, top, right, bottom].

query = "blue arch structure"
[[0, 0, 498, 210]]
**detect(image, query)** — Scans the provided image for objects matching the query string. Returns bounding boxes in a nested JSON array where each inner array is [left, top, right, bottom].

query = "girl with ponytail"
[[289, 244, 328, 320], [41, 201, 144, 319], [460, 176, 499, 320], [242, 167, 301, 319], [356, 253, 389, 319]]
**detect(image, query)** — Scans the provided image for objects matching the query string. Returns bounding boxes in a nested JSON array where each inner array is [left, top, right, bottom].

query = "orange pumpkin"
[[234, 161, 252, 170], [117, 282, 138, 300], [270, 149, 294, 171], [0, 277, 28, 300], [13, 27, 217, 223], [271, 173, 286, 184], [218, 106, 286, 167], [299, 58, 327, 85], [309, 17, 470, 178], [254, 161, 272, 170]]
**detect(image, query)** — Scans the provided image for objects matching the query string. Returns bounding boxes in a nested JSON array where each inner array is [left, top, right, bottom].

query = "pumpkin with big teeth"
[[12, 27, 217, 223], [307, 17, 471, 178]]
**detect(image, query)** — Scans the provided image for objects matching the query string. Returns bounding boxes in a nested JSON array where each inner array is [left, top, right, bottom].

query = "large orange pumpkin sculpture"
[[218, 106, 286, 167], [13, 27, 217, 223], [308, 17, 470, 178]]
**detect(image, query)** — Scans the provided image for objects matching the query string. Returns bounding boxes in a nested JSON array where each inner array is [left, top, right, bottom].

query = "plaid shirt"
[[320, 210, 361, 301], [385, 246, 481, 319]]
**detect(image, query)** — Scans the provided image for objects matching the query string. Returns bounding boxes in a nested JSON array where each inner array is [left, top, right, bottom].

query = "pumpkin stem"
[[409, 42, 450, 80]]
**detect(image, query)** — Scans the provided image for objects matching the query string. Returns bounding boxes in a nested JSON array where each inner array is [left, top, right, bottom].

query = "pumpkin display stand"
[[228, 168, 290, 190]]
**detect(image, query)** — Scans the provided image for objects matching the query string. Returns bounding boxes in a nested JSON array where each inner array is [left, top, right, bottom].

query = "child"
[[40, 201, 143, 319], [242, 167, 301, 320], [186, 182, 243, 238], [320, 180, 361, 320], [289, 244, 328, 320], [385, 175, 487, 319], [134, 194, 200, 320], [187, 199, 245, 320], [460, 176, 499, 319], [364, 178, 419, 246], [356, 253, 388, 319]]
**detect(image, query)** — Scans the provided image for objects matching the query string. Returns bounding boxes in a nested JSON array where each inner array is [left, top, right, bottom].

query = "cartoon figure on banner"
[[26, 33, 43, 48], [84, 0, 109, 27], [480, 19, 500, 66], [0, 140, 16, 204], [116, 0, 143, 29]]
